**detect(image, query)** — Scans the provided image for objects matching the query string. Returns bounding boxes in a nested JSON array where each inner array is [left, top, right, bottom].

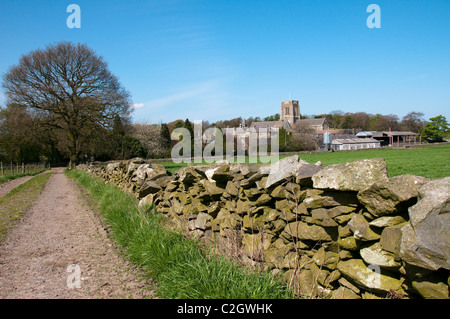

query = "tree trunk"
[[68, 132, 78, 169]]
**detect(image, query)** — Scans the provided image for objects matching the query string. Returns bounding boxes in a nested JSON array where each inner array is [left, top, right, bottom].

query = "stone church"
[[249, 100, 328, 133], [217, 100, 329, 151]]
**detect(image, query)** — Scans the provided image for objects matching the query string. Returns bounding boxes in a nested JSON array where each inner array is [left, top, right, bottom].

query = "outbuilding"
[[331, 138, 381, 151]]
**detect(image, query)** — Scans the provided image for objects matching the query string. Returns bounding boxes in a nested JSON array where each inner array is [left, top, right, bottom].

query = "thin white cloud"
[[132, 78, 233, 123], [132, 103, 145, 109], [139, 78, 227, 110], [144, 87, 207, 110]]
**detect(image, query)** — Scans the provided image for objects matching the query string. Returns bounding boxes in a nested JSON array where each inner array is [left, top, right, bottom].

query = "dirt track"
[[0, 168, 155, 299]]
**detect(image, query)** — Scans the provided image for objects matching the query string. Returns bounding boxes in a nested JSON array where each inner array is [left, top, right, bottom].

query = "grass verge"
[[0, 172, 53, 243], [0, 169, 50, 185], [65, 169, 293, 299]]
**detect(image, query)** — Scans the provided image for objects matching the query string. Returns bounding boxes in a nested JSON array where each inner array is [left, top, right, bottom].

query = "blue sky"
[[0, 0, 449, 124]]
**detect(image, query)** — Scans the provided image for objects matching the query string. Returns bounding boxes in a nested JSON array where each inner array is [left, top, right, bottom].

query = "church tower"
[[280, 100, 300, 126]]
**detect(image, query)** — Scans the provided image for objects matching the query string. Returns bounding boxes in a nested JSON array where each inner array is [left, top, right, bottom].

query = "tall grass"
[[66, 169, 293, 299]]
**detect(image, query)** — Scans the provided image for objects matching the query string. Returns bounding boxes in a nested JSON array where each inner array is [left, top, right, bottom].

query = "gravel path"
[[0, 168, 155, 299]]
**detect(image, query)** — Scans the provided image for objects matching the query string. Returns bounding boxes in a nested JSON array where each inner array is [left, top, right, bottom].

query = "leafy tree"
[[368, 113, 382, 131], [122, 135, 146, 158], [183, 119, 194, 137], [264, 113, 280, 121], [2, 41, 132, 167], [112, 115, 126, 159], [172, 120, 184, 131], [278, 127, 287, 151], [159, 123, 171, 151], [113, 114, 126, 137], [212, 117, 242, 129], [422, 115, 449, 143], [182, 119, 195, 156], [340, 114, 354, 129]]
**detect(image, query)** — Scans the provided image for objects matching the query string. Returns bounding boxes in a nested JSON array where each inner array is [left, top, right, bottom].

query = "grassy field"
[[66, 169, 293, 299], [0, 172, 53, 243], [158, 145, 450, 178], [295, 145, 450, 178]]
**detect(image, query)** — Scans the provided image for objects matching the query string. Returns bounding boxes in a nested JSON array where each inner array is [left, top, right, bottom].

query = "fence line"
[[0, 162, 48, 177]]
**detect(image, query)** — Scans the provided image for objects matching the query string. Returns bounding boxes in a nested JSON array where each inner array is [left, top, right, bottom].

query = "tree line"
[[204, 111, 433, 134], [0, 42, 448, 164], [315, 111, 427, 133]]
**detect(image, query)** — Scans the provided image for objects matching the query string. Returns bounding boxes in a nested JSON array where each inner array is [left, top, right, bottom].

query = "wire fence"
[[0, 162, 48, 177]]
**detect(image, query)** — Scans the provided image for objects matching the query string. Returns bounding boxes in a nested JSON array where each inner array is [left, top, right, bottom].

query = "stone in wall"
[[265, 155, 307, 188], [400, 177, 450, 271], [357, 175, 429, 218], [337, 259, 406, 295], [311, 158, 389, 191]]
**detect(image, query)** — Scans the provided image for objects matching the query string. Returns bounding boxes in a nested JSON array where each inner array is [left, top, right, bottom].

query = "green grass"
[[157, 145, 450, 178], [156, 161, 187, 175], [0, 172, 53, 243], [294, 144, 450, 178], [66, 169, 293, 299], [0, 169, 50, 185]]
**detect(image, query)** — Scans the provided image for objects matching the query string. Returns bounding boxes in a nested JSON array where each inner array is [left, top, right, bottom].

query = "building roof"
[[250, 121, 278, 129], [332, 138, 380, 145], [298, 118, 327, 126], [249, 119, 291, 131], [370, 131, 418, 137], [383, 131, 417, 136], [356, 131, 374, 137]]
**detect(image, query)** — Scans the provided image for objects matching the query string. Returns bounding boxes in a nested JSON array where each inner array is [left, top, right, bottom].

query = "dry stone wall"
[[77, 156, 450, 299]]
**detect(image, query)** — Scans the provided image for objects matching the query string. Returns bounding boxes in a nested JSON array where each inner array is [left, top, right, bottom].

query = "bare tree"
[[130, 122, 162, 157], [375, 114, 401, 131], [401, 112, 426, 133], [289, 121, 319, 151], [2, 41, 132, 167], [0, 104, 41, 162], [350, 112, 371, 130]]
